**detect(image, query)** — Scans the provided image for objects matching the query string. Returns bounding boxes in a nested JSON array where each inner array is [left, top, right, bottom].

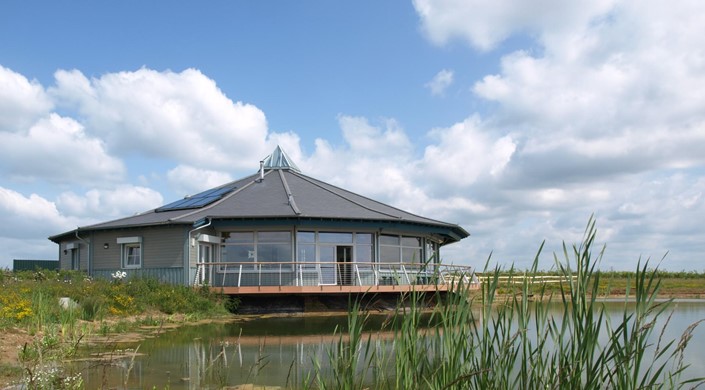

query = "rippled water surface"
[[73, 300, 705, 389]]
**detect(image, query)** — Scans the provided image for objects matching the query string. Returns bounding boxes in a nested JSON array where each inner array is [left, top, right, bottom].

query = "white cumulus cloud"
[[0, 65, 53, 132], [56, 186, 164, 219], [426, 69, 454, 96], [49, 67, 270, 171], [0, 187, 75, 238], [0, 113, 125, 184], [166, 165, 234, 197]]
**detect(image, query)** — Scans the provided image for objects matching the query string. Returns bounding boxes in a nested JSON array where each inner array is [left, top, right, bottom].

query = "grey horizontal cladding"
[[142, 226, 186, 268], [93, 267, 184, 285]]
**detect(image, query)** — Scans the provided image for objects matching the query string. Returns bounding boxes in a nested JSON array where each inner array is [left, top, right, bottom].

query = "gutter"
[[74, 229, 90, 274]]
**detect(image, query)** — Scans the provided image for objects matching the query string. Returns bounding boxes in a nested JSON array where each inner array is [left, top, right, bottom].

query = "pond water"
[[73, 300, 705, 389]]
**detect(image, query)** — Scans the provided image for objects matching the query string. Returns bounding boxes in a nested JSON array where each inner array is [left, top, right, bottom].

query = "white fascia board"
[[116, 236, 142, 244], [197, 234, 220, 243]]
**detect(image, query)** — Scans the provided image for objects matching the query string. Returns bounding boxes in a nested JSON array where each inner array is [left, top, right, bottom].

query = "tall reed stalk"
[[311, 217, 704, 389]]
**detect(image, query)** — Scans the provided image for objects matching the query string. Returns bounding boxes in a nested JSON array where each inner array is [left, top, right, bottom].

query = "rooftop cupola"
[[262, 145, 301, 172]]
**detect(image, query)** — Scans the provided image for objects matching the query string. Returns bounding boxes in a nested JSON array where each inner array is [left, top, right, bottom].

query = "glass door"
[[337, 246, 353, 286]]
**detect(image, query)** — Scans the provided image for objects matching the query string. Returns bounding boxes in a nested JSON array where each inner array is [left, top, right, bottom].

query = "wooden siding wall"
[[57, 240, 89, 271], [91, 226, 187, 270]]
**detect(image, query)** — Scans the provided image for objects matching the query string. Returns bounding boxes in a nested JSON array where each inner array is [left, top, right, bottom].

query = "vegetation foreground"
[[0, 270, 235, 388], [312, 219, 705, 389], [0, 218, 704, 388]]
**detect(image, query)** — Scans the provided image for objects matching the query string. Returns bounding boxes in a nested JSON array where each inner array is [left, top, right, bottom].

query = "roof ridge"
[[168, 171, 268, 222], [278, 169, 301, 215]]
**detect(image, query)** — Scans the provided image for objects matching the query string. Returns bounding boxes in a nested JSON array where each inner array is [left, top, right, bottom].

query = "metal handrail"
[[194, 261, 476, 288]]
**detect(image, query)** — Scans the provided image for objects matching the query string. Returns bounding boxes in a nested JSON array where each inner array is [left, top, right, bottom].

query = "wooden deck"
[[212, 283, 452, 295]]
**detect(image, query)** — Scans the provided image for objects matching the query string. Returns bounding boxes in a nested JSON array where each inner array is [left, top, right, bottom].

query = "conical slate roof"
[[50, 147, 469, 244]]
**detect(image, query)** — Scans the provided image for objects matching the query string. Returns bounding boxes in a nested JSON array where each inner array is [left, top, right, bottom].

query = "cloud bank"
[[2, 0, 705, 271]]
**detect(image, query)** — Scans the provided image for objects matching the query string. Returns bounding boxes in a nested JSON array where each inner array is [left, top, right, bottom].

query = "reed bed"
[[311, 218, 705, 389]]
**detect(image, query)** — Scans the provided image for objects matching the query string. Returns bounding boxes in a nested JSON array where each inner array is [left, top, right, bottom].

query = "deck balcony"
[[195, 261, 479, 295]]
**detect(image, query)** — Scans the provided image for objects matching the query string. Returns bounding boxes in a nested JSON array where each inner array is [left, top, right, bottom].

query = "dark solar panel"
[[155, 184, 237, 212]]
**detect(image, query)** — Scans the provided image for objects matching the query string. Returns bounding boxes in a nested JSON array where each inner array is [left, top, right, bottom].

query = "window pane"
[[319, 232, 353, 244], [401, 236, 422, 248], [380, 246, 400, 263], [297, 244, 316, 262], [379, 235, 399, 245], [125, 244, 141, 267], [355, 233, 372, 244], [258, 243, 292, 262], [426, 242, 439, 262], [402, 248, 423, 263], [319, 246, 336, 262], [297, 231, 315, 243], [355, 245, 372, 263], [222, 245, 255, 263], [258, 231, 291, 243], [199, 245, 211, 262], [223, 232, 254, 244]]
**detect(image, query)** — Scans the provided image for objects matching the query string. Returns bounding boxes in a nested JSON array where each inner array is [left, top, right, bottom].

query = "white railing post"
[[401, 264, 410, 285], [237, 264, 242, 287], [222, 264, 227, 287]]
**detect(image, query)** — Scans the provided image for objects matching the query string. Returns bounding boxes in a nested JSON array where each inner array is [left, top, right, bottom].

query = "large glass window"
[[425, 241, 440, 263], [222, 232, 255, 268], [221, 231, 292, 270], [355, 233, 373, 263], [402, 237, 423, 263], [296, 232, 316, 268], [319, 232, 353, 244], [380, 234, 424, 263], [257, 231, 292, 263], [380, 234, 401, 263]]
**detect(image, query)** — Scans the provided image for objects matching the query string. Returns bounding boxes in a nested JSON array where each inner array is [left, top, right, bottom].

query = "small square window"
[[123, 243, 141, 268]]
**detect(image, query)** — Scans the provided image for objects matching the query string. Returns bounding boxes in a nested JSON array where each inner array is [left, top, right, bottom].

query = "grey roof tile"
[[50, 148, 469, 243]]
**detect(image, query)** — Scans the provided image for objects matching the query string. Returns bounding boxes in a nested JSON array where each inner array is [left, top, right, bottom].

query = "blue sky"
[[1, 0, 704, 271]]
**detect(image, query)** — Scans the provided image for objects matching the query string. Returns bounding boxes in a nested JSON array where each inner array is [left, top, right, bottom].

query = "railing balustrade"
[[194, 261, 478, 289]]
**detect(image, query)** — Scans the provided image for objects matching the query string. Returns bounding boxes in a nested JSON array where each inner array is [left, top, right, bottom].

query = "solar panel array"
[[155, 184, 237, 212]]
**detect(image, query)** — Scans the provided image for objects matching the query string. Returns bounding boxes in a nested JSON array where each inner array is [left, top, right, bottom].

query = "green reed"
[[312, 217, 705, 389]]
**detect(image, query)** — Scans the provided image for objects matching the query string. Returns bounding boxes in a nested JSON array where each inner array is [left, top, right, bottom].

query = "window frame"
[[122, 243, 142, 269], [117, 236, 142, 269], [219, 230, 294, 273]]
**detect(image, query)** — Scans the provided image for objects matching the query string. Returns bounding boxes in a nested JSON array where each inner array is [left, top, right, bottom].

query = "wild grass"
[[312, 217, 705, 389], [0, 272, 232, 331], [0, 271, 233, 387]]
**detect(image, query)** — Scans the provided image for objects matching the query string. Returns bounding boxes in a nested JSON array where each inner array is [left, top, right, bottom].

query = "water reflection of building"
[[50, 146, 476, 306]]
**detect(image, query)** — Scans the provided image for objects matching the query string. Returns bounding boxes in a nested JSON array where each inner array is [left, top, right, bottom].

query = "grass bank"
[[0, 271, 235, 388], [475, 270, 705, 299], [313, 218, 705, 389]]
